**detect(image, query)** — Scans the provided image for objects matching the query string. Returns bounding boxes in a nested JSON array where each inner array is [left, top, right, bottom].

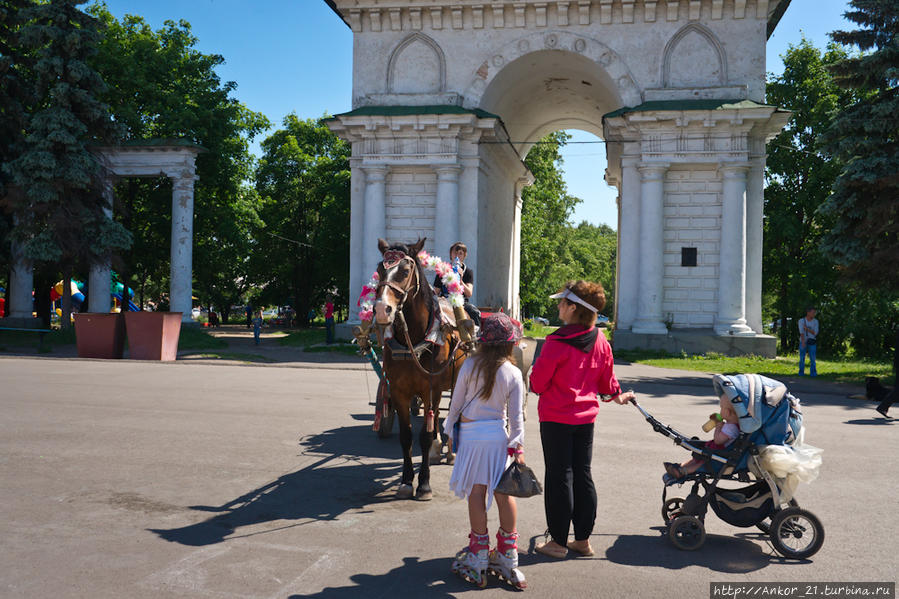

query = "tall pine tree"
[[819, 0, 899, 289], [3, 0, 130, 325]]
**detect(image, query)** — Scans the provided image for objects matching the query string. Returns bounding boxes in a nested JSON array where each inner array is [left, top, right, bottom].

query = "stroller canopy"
[[712, 374, 802, 445]]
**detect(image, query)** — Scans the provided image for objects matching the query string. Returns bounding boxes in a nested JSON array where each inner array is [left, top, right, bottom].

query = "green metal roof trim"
[[767, 0, 793, 39], [603, 99, 780, 119], [120, 138, 206, 150], [327, 105, 501, 120]]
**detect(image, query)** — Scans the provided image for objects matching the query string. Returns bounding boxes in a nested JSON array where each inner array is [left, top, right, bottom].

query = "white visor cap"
[[548, 288, 598, 313]]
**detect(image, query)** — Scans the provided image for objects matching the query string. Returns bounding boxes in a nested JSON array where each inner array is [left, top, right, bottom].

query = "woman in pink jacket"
[[529, 280, 634, 558]]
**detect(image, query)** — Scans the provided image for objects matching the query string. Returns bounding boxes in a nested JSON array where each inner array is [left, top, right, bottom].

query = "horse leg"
[[396, 395, 415, 499], [417, 387, 444, 501]]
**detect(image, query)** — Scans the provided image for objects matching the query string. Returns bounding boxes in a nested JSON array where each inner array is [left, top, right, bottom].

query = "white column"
[[433, 165, 461, 259], [632, 163, 669, 334], [510, 180, 526, 320], [715, 164, 753, 335], [7, 240, 34, 319], [88, 179, 114, 314], [348, 154, 365, 321], [361, 165, 388, 283], [169, 172, 197, 322], [616, 157, 641, 330], [459, 157, 480, 303], [745, 154, 765, 333]]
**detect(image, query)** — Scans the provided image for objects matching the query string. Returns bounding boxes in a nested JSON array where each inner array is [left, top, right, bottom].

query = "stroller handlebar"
[[628, 398, 731, 465]]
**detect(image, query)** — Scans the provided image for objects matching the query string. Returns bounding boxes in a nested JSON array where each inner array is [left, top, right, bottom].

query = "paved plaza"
[[0, 355, 895, 598]]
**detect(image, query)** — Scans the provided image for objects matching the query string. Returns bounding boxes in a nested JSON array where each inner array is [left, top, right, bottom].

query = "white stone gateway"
[[2, 142, 202, 325], [325, 0, 792, 356]]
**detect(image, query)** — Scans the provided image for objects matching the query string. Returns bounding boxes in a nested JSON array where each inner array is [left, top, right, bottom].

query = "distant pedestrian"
[[209, 310, 219, 328], [252, 310, 264, 345], [246, 305, 253, 329], [876, 329, 898, 418], [798, 306, 819, 377], [324, 300, 335, 344]]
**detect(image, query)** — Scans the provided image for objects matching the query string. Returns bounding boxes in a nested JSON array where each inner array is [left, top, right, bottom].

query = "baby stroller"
[[631, 374, 824, 559]]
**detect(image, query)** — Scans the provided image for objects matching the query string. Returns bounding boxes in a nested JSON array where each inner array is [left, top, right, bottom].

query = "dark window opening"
[[681, 247, 697, 267]]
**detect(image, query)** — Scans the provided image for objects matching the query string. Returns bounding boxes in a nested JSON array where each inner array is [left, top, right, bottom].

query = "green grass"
[[522, 323, 558, 338], [177, 326, 227, 350], [277, 327, 326, 347], [614, 349, 894, 386], [0, 326, 76, 352]]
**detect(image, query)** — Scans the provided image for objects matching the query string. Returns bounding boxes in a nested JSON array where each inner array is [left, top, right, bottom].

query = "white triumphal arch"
[[325, 0, 792, 356]]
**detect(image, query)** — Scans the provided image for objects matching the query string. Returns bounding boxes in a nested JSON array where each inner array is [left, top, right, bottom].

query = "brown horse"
[[373, 238, 467, 500]]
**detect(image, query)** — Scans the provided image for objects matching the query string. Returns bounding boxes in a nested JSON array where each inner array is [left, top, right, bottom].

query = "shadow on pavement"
[[604, 531, 772, 573], [288, 556, 480, 598], [148, 422, 431, 546]]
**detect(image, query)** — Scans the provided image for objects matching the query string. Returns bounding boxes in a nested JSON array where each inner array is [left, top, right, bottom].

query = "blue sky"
[[99, 0, 853, 229]]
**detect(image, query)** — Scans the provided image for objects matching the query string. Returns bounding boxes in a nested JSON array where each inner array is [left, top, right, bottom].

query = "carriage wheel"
[[376, 381, 395, 439], [768, 507, 824, 559], [662, 497, 685, 524], [756, 498, 798, 533], [668, 515, 706, 551]]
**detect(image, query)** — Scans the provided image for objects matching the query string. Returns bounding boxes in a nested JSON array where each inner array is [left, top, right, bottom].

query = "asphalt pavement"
[[0, 355, 895, 598]]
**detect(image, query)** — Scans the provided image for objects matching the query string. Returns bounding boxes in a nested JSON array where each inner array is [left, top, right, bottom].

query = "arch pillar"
[[433, 165, 460, 259], [7, 238, 34, 321], [88, 178, 115, 314], [715, 163, 753, 336], [632, 163, 670, 334], [361, 165, 389, 284]]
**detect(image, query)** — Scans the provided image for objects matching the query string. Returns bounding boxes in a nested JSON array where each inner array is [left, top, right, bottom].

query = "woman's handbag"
[[495, 462, 543, 498]]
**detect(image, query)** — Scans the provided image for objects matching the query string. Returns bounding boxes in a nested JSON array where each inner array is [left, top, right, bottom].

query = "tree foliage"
[[252, 115, 350, 325], [764, 39, 854, 351], [519, 132, 617, 320], [819, 0, 899, 289], [89, 5, 269, 317], [3, 0, 130, 265]]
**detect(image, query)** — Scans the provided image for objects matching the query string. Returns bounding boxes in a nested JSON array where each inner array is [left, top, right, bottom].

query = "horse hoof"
[[416, 487, 433, 501], [396, 484, 414, 499], [446, 453, 455, 465]]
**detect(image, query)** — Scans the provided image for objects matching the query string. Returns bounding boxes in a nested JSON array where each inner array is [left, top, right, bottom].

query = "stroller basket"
[[709, 481, 773, 528]]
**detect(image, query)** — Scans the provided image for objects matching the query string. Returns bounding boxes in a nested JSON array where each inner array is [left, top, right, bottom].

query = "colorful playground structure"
[[48, 279, 139, 315]]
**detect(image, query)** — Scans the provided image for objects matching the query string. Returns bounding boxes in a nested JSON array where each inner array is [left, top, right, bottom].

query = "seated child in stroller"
[[663, 392, 739, 480]]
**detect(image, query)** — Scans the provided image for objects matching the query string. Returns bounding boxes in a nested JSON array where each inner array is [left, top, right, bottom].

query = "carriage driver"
[[433, 242, 481, 327]]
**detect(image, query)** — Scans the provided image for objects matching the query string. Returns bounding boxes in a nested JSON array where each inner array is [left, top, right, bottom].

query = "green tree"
[[566, 221, 617, 317], [253, 115, 350, 325], [89, 6, 269, 317], [3, 0, 130, 326], [764, 39, 853, 352], [519, 132, 582, 317], [820, 0, 899, 290], [819, 0, 899, 363]]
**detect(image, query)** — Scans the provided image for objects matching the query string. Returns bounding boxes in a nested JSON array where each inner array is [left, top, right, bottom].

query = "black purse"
[[495, 462, 543, 498]]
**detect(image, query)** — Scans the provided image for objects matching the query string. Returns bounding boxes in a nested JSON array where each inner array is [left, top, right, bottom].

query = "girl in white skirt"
[[444, 312, 526, 589]]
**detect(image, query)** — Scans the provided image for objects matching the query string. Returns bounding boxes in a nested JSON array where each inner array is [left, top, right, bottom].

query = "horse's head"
[[374, 237, 426, 326]]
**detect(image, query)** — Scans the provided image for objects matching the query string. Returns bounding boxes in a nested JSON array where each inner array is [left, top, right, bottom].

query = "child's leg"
[[494, 491, 517, 533], [468, 484, 488, 534]]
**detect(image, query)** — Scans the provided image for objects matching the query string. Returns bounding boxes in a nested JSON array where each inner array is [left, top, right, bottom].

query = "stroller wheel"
[[662, 497, 685, 524], [668, 515, 706, 551], [768, 507, 824, 559], [756, 498, 798, 533]]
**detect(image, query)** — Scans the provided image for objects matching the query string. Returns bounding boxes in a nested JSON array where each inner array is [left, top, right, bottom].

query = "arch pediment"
[[387, 33, 446, 94], [662, 23, 727, 88]]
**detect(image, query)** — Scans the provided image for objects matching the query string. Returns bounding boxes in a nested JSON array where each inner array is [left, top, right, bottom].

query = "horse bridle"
[[376, 253, 421, 314]]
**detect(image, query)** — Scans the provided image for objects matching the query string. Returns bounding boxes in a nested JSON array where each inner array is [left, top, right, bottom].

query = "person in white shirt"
[[444, 312, 526, 589], [798, 306, 819, 377]]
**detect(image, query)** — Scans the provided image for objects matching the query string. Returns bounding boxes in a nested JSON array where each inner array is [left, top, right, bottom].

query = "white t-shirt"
[[798, 317, 819, 340], [443, 358, 525, 449]]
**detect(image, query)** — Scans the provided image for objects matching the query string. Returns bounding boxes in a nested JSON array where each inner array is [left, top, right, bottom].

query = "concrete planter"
[[124, 312, 182, 361], [73, 313, 125, 359]]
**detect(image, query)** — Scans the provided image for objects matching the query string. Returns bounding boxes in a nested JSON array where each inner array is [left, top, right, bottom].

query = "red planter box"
[[124, 312, 182, 361], [73, 313, 125, 359]]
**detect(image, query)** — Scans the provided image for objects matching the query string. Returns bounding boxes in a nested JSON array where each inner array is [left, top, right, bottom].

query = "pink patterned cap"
[[477, 312, 523, 345]]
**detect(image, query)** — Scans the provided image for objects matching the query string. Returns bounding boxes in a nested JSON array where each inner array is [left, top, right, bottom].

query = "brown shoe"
[[535, 540, 568, 559], [567, 539, 595, 557]]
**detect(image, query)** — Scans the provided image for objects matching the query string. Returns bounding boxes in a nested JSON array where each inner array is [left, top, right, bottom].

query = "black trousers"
[[540, 421, 597, 545], [877, 387, 897, 415]]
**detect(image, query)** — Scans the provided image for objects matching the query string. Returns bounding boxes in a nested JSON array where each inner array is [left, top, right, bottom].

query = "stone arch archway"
[[326, 0, 793, 356]]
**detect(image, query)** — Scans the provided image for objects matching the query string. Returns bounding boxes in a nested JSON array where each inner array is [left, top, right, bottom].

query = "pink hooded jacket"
[[529, 324, 622, 425]]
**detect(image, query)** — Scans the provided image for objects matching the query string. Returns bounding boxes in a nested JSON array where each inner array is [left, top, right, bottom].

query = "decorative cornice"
[[327, 0, 777, 32]]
